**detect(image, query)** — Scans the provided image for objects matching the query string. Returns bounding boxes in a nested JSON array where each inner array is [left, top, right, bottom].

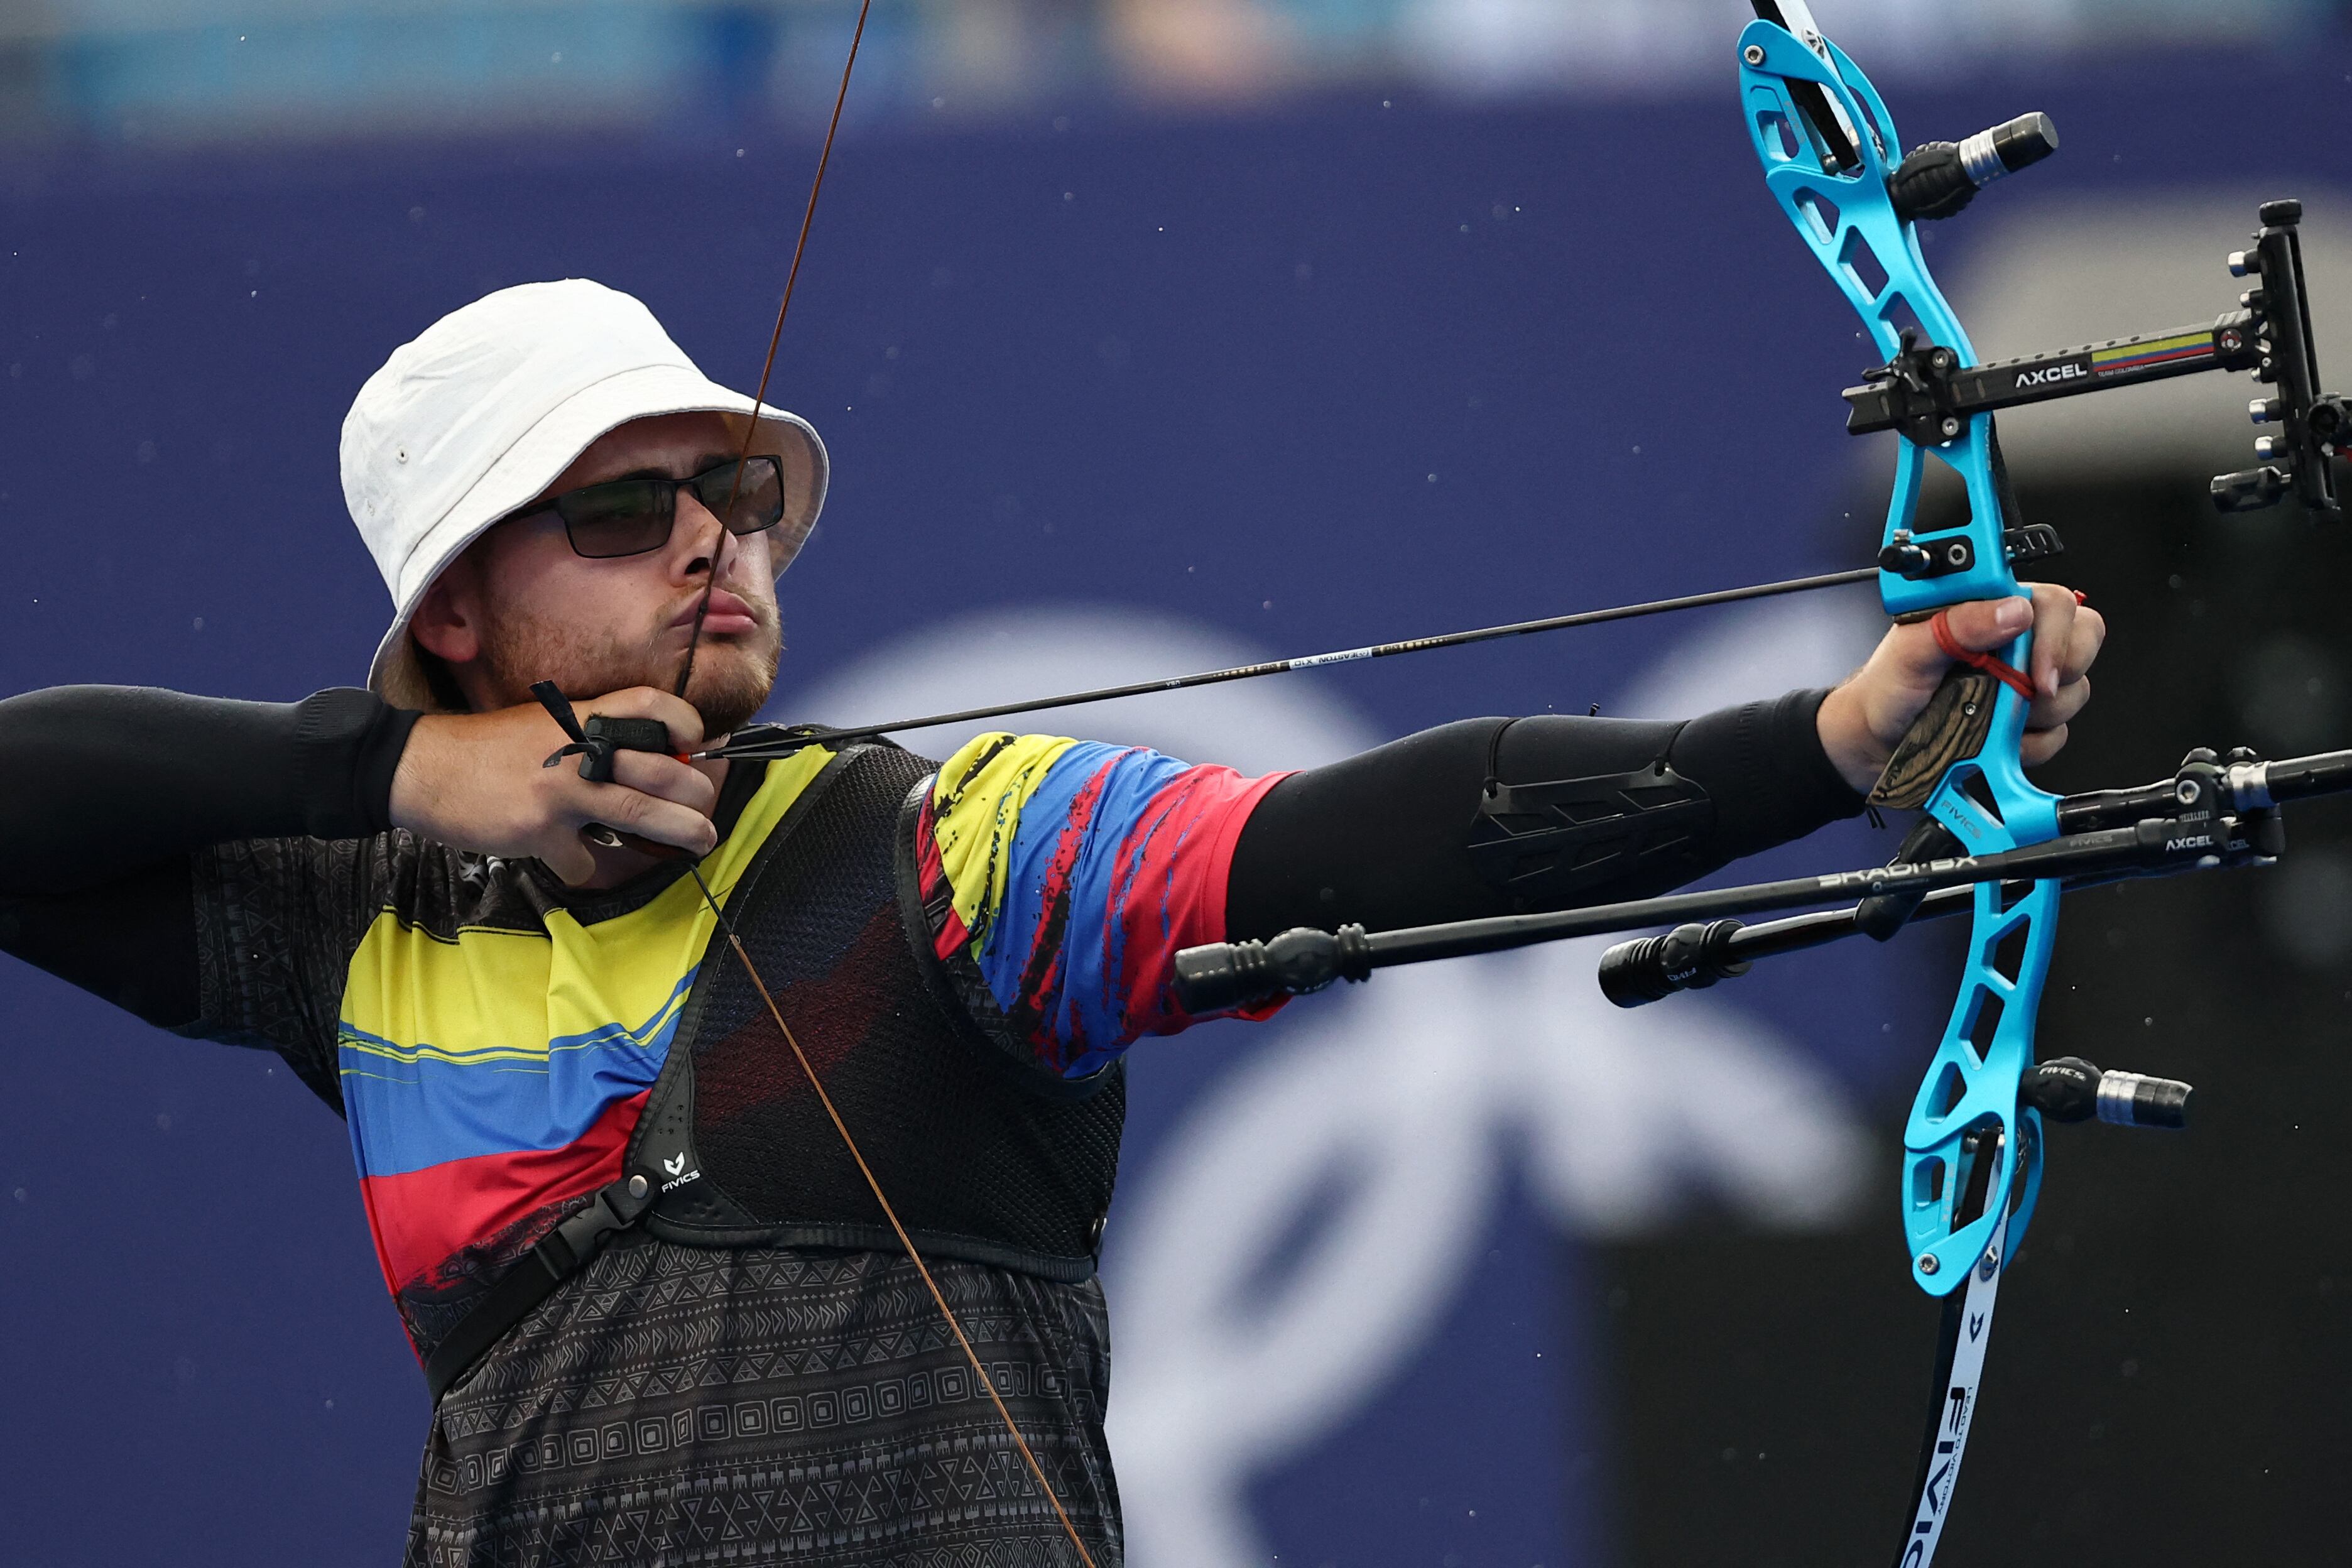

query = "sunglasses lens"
[[697, 457, 787, 536], [558, 481, 673, 558]]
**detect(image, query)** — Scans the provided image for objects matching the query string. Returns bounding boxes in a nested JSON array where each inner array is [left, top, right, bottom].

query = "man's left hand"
[[1817, 582, 2106, 795]]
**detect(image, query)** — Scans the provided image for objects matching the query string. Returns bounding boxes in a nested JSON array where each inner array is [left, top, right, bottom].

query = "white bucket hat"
[[342, 278, 829, 712]]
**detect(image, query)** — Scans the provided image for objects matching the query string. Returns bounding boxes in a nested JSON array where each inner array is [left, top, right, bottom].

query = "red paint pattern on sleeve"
[[1107, 765, 1292, 1047]]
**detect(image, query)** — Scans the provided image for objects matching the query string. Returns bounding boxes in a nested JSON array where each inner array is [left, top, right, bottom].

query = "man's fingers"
[[1826, 579, 2101, 791], [2020, 721, 2070, 768], [608, 749, 720, 814], [576, 781, 719, 856], [393, 694, 731, 878], [538, 834, 601, 887], [2026, 675, 2091, 736], [2017, 582, 2079, 697], [2051, 601, 2106, 691], [1940, 587, 2104, 700], [1935, 594, 2035, 655]]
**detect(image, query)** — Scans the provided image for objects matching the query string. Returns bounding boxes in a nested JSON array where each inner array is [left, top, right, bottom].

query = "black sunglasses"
[[523, 455, 788, 561]]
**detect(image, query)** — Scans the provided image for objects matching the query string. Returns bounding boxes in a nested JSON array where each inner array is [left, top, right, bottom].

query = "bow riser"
[[1740, 15, 2062, 1297], [1740, 21, 2016, 615]]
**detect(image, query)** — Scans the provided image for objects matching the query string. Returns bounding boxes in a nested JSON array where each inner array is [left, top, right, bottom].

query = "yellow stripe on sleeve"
[[928, 732, 1080, 949]]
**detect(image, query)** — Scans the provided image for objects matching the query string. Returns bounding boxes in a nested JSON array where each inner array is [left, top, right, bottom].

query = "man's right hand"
[[389, 687, 720, 885]]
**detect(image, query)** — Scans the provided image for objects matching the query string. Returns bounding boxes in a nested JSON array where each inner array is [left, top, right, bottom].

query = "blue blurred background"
[[3, 3, 2351, 1565]]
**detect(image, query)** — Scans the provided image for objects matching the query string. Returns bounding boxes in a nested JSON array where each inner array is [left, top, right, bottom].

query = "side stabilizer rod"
[[1172, 816, 2203, 1013]]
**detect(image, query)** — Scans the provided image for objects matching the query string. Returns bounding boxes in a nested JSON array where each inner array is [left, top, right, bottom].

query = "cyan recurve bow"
[[540, 3, 2349, 1562], [1162, 3, 2348, 1562]]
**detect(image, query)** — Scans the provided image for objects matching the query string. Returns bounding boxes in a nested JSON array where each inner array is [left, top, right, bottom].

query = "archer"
[[0, 273, 2101, 1561]]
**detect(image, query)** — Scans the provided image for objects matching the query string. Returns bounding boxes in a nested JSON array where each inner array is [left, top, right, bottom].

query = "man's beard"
[[476, 601, 780, 737]]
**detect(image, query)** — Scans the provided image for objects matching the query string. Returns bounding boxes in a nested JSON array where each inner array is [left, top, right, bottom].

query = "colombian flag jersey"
[[193, 734, 1282, 1348]]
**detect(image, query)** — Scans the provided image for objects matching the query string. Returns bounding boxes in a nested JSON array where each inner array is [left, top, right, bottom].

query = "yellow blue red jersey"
[[207, 736, 1282, 1319]]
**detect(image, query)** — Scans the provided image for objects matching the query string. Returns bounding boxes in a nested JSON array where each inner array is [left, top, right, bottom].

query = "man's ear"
[[409, 555, 482, 666]]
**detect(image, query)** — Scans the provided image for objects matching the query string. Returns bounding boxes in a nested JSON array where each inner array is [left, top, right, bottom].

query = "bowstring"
[[674, 0, 873, 707], [668, 6, 1101, 1560]]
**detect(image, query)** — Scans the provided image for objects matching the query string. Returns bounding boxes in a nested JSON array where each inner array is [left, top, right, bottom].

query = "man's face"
[[416, 411, 786, 734]]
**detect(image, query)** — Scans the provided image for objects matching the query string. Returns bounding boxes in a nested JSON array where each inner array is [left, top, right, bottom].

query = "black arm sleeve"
[[1225, 687, 1863, 941], [0, 685, 420, 1026]]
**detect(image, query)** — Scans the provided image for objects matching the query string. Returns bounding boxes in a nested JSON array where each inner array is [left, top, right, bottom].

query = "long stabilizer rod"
[[1169, 816, 2199, 1012]]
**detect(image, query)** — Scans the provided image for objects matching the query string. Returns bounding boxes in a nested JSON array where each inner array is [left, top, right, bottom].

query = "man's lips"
[[674, 588, 760, 636]]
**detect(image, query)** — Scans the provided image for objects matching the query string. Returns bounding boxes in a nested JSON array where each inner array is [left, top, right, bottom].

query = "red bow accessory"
[[1930, 608, 2037, 699]]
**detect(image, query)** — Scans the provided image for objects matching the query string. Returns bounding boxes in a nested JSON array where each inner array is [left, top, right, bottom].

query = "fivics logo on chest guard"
[[660, 1151, 701, 1192]]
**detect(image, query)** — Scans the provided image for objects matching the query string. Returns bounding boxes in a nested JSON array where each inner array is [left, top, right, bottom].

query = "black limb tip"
[[2022, 1056, 2192, 1130], [1172, 924, 1373, 1013], [1888, 111, 2057, 224], [1596, 920, 1751, 1009]]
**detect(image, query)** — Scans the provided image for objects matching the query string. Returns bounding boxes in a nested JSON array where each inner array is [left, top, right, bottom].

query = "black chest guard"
[[653, 741, 1125, 1268]]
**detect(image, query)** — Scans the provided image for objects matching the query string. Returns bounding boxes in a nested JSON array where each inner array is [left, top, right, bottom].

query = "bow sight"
[[1853, 195, 2343, 545]]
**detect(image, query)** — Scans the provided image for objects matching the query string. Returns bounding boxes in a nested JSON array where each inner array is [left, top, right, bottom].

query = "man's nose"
[[671, 491, 739, 578]]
